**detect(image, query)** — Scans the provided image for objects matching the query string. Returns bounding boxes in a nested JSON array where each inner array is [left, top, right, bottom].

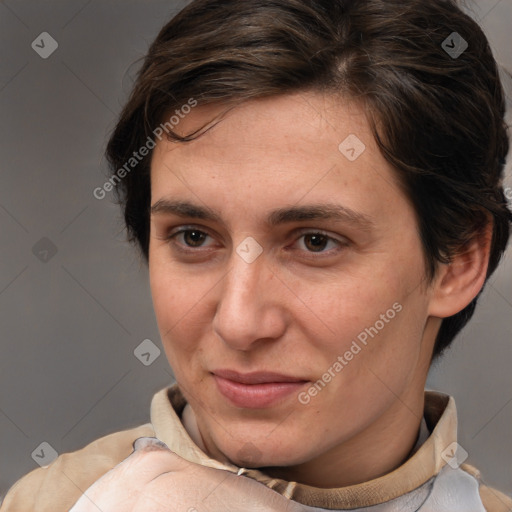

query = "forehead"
[[149, 91, 408, 225], [154, 92, 372, 162]]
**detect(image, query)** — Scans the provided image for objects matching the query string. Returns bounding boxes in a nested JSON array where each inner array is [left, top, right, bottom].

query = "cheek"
[[296, 253, 428, 387], [149, 261, 209, 359], [289, 266, 405, 352]]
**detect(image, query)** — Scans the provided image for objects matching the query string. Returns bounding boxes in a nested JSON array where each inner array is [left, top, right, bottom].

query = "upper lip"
[[212, 369, 308, 384]]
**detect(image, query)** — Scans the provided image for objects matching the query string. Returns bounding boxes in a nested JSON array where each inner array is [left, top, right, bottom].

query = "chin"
[[224, 438, 310, 468]]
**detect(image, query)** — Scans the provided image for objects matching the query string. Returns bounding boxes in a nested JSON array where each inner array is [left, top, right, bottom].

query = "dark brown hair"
[[105, 0, 511, 358]]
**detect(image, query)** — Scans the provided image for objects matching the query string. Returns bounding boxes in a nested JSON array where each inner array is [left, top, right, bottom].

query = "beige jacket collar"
[[150, 384, 456, 509]]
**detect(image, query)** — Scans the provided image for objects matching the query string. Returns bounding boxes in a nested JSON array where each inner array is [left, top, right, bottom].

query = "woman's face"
[[148, 91, 436, 470]]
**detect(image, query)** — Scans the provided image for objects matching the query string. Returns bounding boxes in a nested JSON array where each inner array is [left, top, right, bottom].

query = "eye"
[[166, 227, 217, 251], [292, 230, 346, 255]]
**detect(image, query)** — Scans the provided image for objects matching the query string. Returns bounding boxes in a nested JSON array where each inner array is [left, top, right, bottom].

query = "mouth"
[[211, 369, 309, 408]]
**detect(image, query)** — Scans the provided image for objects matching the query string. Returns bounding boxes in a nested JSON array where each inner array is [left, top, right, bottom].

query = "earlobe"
[[427, 225, 493, 319]]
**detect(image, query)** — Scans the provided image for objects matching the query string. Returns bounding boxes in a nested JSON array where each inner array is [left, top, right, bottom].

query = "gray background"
[[0, 0, 511, 501]]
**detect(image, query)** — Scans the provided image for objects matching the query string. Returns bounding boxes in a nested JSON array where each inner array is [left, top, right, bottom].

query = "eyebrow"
[[150, 199, 375, 230]]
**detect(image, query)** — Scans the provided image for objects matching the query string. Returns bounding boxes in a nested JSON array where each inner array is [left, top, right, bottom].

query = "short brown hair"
[[105, 0, 511, 358]]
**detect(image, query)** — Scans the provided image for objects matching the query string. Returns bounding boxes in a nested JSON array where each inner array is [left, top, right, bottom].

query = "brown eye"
[[303, 234, 329, 252], [295, 231, 342, 254], [166, 227, 216, 252], [182, 230, 208, 247]]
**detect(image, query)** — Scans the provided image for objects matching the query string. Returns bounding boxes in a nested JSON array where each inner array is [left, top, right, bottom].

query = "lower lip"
[[213, 375, 308, 408]]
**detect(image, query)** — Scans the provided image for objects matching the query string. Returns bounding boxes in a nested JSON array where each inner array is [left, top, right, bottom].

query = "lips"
[[212, 369, 309, 408]]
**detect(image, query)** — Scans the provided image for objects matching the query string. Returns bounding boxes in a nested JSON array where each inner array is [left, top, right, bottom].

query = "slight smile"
[[212, 370, 310, 409]]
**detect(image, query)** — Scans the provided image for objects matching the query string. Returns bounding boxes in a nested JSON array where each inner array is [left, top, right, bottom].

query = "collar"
[[150, 384, 456, 509]]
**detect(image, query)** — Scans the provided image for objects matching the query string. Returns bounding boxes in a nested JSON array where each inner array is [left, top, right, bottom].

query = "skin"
[[70, 438, 306, 512], [148, 91, 490, 488]]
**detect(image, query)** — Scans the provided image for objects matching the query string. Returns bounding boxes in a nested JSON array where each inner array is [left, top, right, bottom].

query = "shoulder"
[[0, 423, 155, 512], [461, 463, 512, 512]]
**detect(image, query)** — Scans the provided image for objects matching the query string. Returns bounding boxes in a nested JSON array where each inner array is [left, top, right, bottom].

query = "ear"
[[427, 224, 493, 318]]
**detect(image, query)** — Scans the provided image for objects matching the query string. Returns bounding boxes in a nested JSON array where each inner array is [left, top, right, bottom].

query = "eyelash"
[[163, 225, 347, 259]]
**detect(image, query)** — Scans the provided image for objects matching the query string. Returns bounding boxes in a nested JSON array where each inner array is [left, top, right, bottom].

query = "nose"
[[212, 247, 287, 351]]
